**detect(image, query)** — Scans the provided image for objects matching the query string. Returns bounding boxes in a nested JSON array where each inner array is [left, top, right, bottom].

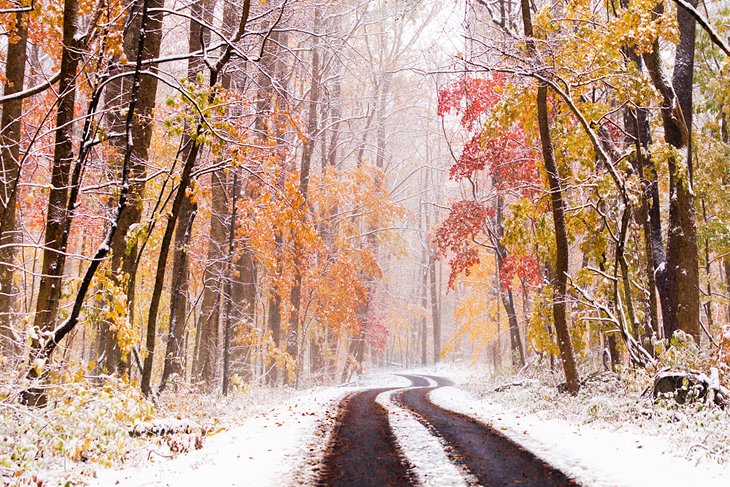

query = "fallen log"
[[653, 368, 727, 408], [130, 417, 201, 437]]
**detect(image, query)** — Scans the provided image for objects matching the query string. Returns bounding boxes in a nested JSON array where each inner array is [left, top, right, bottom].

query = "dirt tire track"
[[397, 374, 577, 487], [316, 386, 417, 487]]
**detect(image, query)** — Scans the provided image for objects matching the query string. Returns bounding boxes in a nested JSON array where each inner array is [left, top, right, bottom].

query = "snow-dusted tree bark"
[[100, 0, 166, 374], [22, 0, 153, 406], [0, 9, 28, 356], [642, 0, 700, 342], [428, 253, 441, 363], [520, 0, 579, 394], [31, 0, 81, 349]]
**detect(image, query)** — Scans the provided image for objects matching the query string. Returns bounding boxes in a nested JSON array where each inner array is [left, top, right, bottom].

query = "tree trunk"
[[195, 171, 227, 389], [267, 282, 282, 385], [624, 104, 662, 342], [32, 0, 81, 350], [232, 244, 256, 381], [701, 201, 714, 333], [222, 171, 239, 395], [421, 253, 429, 366], [160, 194, 196, 389], [520, 0, 579, 394], [159, 0, 212, 390], [287, 8, 321, 385], [140, 136, 201, 396], [725, 258, 730, 324], [32, 0, 80, 333], [493, 190, 525, 370], [429, 254, 441, 363], [101, 0, 166, 373], [536, 85, 579, 393], [642, 2, 700, 342], [0, 10, 28, 356]]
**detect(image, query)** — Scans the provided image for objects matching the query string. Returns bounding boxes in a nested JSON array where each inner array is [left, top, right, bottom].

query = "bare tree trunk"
[[160, 194, 197, 389], [0, 10, 28, 356], [421, 252, 429, 366], [232, 244, 256, 381], [267, 282, 282, 385]]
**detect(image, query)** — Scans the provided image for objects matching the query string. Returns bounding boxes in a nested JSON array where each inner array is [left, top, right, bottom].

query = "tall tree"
[[0, 8, 29, 356], [519, 0, 579, 393], [288, 6, 322, 385], [195, 170, 227, 389], [31, 0, 82, 354], [642, 0, 700, 342], [99, 0, 168, 374], [22, 0, 154, 406], [141, 0, 254, 396], [159, 0, 212, 391]]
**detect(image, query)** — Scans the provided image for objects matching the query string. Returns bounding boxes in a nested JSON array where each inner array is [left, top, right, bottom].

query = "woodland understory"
[[0, 0, 728, 484]]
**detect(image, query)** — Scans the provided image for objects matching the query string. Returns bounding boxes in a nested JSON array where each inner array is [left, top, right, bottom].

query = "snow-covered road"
[[93, 371, 730, 486]]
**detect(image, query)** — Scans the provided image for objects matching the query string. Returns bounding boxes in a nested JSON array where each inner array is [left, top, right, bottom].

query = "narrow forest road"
[[317, 374, 577, 486]]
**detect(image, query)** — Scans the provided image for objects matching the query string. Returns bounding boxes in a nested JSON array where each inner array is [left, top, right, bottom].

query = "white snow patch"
[[376, 389, 475, 487], [93, 388, 347, 487], [345, 371, 413, 389], [430, 386, 730, 487]]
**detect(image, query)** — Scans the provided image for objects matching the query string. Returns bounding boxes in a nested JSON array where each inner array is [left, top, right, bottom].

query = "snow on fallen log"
[[129, 418, 202, 437], [493, 379, 538, 392], [653, 369, 727, 408]]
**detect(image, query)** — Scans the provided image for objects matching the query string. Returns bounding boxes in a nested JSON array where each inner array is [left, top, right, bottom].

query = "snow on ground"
[[91, 371, 408, 487], [423, 364, 730, 487], [376, 389, 475, 487], [93, 388, 344, 487], [345, 371, 413, 389], [84, 366, 730, 487]]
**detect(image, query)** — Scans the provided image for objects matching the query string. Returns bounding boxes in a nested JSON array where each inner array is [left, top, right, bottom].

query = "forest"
[[0, 0, 728, 485]]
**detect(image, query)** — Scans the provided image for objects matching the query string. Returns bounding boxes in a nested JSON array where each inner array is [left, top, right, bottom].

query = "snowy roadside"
[[423, 366, 730, 487], [91, 372, 408, 487], [91, 388, 343, 486]]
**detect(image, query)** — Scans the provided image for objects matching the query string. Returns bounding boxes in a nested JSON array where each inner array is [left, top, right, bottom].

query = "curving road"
[[317, 374, 577, 487], [397, 374, 576, 486]]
